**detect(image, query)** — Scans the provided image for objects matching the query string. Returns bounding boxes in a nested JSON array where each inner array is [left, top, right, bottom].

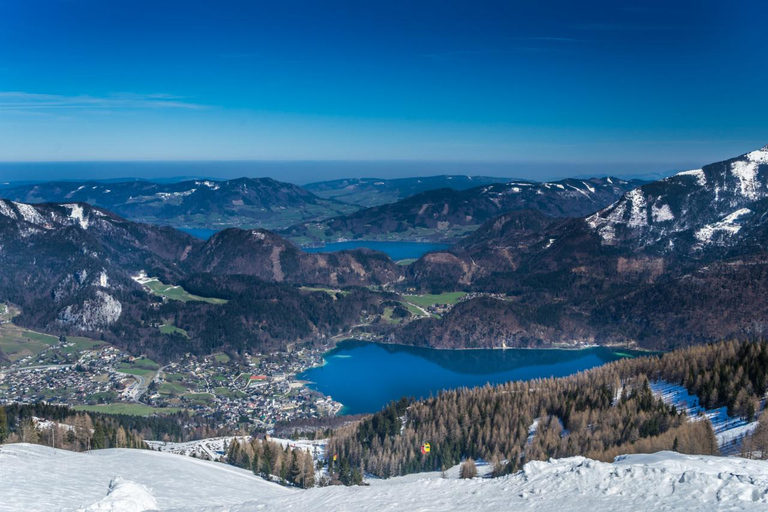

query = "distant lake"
[[298, 340, 635, 415], [179, 228, 221, 240], [178, 231, 449, 260], [179, 228, 219, 240], [303, 241, 451, 260]]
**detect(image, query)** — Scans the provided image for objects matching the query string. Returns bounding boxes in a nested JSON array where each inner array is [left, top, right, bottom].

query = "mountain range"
[[303, 175, 515, 207], [1, 145, 768, 356], [0, 177, 357, 231], [0, 199, 400, 360], [283, 177, 643, 245], [401, 145, 768, 350]]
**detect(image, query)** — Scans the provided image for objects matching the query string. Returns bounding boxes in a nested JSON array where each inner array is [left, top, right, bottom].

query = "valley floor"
[[1, 444, 767, 511]]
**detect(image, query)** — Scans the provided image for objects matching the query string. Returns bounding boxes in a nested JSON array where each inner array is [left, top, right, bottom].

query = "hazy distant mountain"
[[285, 177, 643, 245], [303, 175, 515, 207], [0, 177, 357, 231]]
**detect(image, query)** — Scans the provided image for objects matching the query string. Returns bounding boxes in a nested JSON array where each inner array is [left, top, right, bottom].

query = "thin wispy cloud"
[[419, 45, 562, 61], [0, 92, 208, 111], [514, 36, 581, 42], [575, 23, 678, 31]]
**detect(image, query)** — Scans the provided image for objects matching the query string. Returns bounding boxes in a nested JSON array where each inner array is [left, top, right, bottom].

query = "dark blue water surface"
[[180, 228, 219, 240], [303, 241, 451, 260], [298, 340, 633, 415]]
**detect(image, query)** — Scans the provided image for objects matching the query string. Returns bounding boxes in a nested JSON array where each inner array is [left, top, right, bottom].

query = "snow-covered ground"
[[145, 436, 327, 462], [0, 443, 290, 511], [2, 444, 768, 511], [651, 381, 759, 453], [145, 437, 239, 461]]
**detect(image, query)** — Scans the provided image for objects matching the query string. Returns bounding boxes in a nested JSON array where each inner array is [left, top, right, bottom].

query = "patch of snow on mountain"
[[650, 381, 755, 450], [626, 189, 648, 227], [527, 418, 540, 444], [13, 202, 45, 225], [746, 147, 768, 165], [694, 208, 752, 244], [64, 204, 89, 229], [0, 200, 18, 219], [730, 160, 761, 200], [567, 183, 590, 197], [156, 189, 196, 200], [675, 168, 706, 186], [651, 203, 674, 222]]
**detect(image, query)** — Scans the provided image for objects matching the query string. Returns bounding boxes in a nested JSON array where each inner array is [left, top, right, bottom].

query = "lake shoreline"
[[299, 339, 648, 416]]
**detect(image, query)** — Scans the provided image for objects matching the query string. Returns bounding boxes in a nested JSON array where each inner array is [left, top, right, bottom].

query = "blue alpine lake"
[[298, 340, 635, 415], [303, 241, 451, 260], [178, 231, 449, 260], [179, 228, 219, 240]]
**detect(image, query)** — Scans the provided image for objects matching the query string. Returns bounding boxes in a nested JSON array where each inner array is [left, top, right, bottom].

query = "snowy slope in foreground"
[[2, 444, 768, 511], [0, 444, 289, 511]]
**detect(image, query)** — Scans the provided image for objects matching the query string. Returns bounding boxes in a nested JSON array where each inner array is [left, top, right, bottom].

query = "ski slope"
[[1, 444, 768, 511]]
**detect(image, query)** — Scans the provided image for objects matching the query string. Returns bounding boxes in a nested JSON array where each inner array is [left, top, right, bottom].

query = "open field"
[[0, 321, 59, 364], [116, 357, 160, 378], [73, 403, 184, 416], [402, 302, 429, 318], [135, 276, 228, 304], [183, 393, 215, 405], [159, 381, 188, 395], [213, 353, 231, 364], [402, 292, 467, 308], [59, 336, 105, 354], [299, 286, 349, 298], [159, 324, 188, 337]]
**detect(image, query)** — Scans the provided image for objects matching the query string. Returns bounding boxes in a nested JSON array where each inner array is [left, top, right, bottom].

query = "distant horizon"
[[0, 158, 693, 185]]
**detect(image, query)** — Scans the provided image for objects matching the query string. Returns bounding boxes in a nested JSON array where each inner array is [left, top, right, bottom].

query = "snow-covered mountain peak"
[[746, 145, 768, 164], [585, 144, 768, 252]]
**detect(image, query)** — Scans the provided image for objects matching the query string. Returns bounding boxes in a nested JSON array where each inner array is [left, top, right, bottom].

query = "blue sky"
[[0, 0, 766, 180]]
